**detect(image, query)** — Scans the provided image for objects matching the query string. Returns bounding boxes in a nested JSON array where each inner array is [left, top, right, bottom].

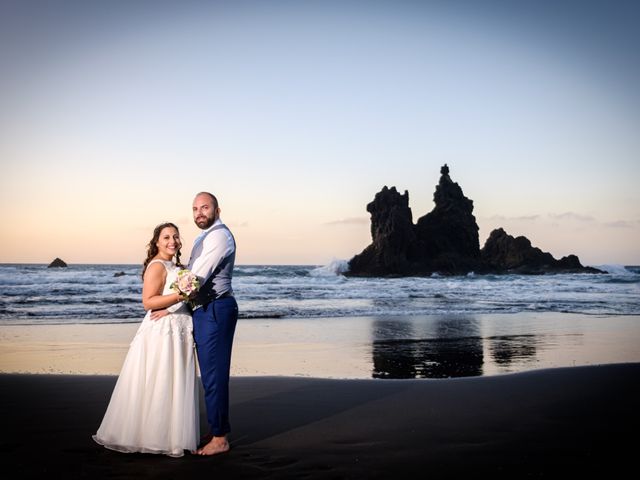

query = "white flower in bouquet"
[[170, 269, 200, 303]]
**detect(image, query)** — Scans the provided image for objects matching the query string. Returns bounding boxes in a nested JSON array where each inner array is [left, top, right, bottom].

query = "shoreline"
[[1, 312, 639, 379], [2, 363, 639, 478], [3, 360, 639, 380]]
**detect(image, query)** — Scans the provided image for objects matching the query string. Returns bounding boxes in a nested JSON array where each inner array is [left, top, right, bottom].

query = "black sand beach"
[[2, 364, 639, 479]]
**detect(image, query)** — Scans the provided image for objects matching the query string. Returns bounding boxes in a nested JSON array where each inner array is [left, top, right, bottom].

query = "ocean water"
[[0, 262, 638, 325]]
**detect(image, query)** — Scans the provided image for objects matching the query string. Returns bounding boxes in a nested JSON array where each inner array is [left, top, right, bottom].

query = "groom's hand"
[[150, 309, 169, 321]]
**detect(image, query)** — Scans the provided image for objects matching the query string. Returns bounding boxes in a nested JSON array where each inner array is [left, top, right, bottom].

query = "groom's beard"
[[195, 215, 215, 229]]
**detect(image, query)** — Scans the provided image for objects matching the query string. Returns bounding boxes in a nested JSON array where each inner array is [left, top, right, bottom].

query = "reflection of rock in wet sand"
[[371, 316, 483, 379], [372, 337, 484, 378], [487, 334, 540, 366]]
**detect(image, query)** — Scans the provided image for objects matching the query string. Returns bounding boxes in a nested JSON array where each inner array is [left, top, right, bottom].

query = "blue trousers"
[[192, 296, 238, 436]]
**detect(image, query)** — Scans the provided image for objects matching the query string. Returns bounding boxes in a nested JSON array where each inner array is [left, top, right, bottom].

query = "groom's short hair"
[[196, 191, 219, 210]]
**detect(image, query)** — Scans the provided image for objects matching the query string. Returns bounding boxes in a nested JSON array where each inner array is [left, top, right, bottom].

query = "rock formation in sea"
[[347, 165, 601, 276], [480, 228, 602, 274], [47, 258, 68, 268], [346, 186, 416, 276], [412, 163, 480, 273]]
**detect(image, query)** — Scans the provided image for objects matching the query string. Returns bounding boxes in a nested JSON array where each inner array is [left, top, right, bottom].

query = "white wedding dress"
[[93, 260, 199, 457]]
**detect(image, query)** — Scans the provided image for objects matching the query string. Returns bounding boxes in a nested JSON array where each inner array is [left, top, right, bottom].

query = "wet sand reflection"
[[371, 315, 545, 379], [488, 334, 540, 366]]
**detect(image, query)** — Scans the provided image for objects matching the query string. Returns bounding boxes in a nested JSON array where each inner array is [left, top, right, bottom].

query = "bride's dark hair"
[[141, 222, 184, 279]]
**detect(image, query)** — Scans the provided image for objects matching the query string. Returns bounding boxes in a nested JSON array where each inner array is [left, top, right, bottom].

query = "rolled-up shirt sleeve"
[[189, 224, 235, 284]]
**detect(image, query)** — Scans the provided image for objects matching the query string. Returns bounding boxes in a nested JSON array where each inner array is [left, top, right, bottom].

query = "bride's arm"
[[142, 263, 181, 311]]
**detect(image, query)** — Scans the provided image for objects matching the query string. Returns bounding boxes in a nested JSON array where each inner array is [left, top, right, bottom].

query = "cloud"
[[229, 221, 249, 228], [324, 217, 369, 226], [603, 220, 633, 229], [487, 212, 599, 223], [548, 212, 595, 222], [486, 214, 541, 221]]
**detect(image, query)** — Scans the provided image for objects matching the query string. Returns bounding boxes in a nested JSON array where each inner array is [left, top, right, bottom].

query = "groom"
[[188, 191, 238, 456]]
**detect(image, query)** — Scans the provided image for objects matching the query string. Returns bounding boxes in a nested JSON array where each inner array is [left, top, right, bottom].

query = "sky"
[[1, 0, 639, 266]]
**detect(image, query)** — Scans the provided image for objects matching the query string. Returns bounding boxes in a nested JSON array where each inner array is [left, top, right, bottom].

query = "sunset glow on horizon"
[[1, 0, 639, 267]]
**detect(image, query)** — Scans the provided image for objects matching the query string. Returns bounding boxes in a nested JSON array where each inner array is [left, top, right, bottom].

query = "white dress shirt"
[[188, 218, 235, 285]]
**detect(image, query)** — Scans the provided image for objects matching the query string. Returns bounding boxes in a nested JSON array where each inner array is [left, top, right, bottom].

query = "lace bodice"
[[146, 259, 189, 314]]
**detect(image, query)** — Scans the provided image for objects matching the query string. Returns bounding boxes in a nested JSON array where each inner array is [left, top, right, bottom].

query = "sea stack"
[[47, 258, 68, 268], [480, 228, 602, 274], [347, 164, 601, 276], [412, 163, 480, 273], [348, 164, 480, 276], [346, 186, 416, 276]]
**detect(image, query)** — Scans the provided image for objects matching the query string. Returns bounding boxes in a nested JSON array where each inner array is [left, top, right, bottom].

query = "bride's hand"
[[150, 308, 169, 321]]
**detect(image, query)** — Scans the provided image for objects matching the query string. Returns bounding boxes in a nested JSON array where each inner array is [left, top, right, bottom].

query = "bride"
[[93, 222, 199, 457]]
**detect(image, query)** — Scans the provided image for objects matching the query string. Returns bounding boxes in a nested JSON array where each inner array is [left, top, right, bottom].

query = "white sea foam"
[[310, 259, 349, 277], [1, 262, 639, 324], [595, 264, 634, 275]]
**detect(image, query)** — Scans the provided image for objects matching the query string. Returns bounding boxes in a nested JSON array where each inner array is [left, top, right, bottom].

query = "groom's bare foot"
[[198, 433, 213, 448], [197, 435, 230, 456]]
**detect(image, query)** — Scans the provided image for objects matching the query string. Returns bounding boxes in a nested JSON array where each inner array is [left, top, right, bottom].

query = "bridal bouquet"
[[170, 269, 200, 305]]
